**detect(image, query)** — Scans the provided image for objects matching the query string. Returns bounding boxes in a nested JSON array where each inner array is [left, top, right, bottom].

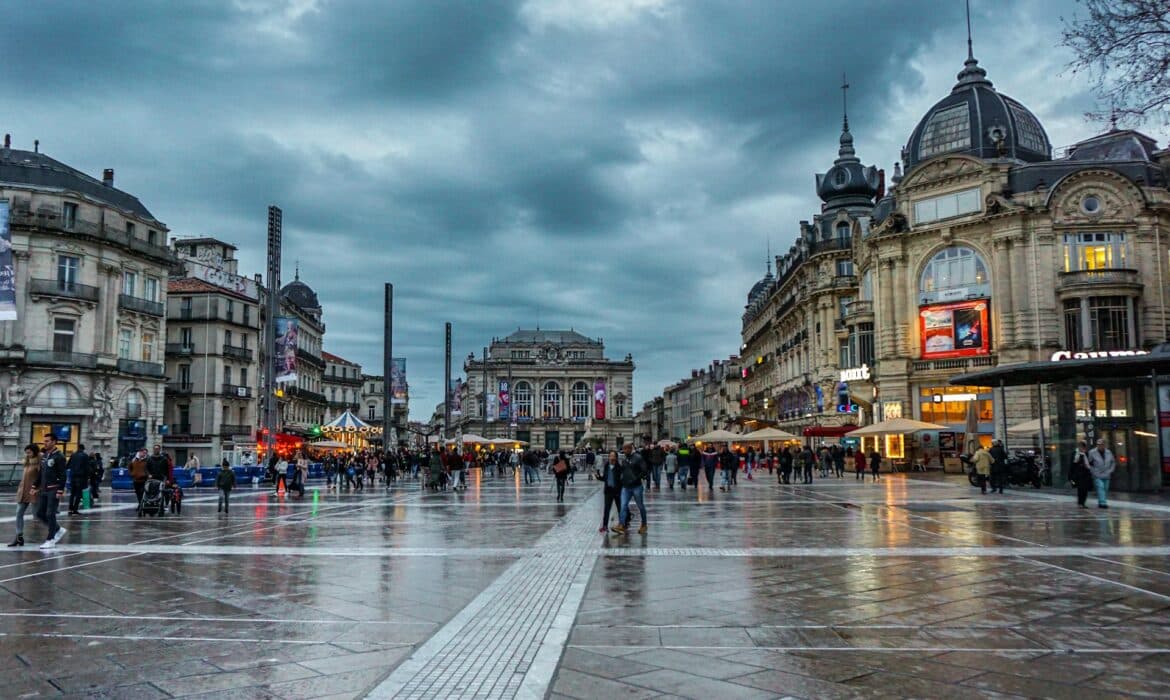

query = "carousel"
[[316, 410, 382, 451]]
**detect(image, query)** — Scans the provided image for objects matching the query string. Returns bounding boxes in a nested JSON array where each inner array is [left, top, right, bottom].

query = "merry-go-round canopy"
[[321, 410, 376, 433]]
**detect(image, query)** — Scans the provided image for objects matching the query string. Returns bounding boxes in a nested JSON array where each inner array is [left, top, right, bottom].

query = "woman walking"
[[1070, 440, 1092, 508], [852, 447, 866, 480], [596, 450, 621, 532], [8, 444, 40, 547], [664, 448, 678, 489], [553, 450, 570, 502]]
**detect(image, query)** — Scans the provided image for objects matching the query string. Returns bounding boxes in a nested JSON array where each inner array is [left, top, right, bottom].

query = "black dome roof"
[[816, 117, 880, 207], [903, 55, 1051, 173], [281, 278, 320, 310]]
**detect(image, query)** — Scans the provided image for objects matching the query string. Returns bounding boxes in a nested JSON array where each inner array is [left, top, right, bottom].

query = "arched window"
[[126, 389, 147, 418], [919, 246, 990, 304], [542, 381, 562, 418], [570, 382, 590, 419], [514, 382, 533, 418], [34, 382, 82, 408]]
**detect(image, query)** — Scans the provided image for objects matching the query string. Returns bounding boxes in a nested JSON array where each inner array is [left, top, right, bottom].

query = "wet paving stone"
[[4, 472, 1170, 697]]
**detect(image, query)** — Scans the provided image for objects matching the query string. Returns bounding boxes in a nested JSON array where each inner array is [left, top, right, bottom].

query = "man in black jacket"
[[989, 439, 1009, 494], [146, 444, 171, 481], [66, 444, 91, 515], [35, 434, 68, 548], [613, 442, 648, 534]]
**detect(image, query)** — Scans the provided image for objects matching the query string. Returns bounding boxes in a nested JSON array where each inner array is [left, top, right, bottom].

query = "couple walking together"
[[596, 443, 648, 534]]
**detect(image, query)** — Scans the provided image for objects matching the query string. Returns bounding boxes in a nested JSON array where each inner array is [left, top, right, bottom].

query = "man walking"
[[217, 461, 236, 513], [35, 434, 68, 549], [596, 450, 621, 532], [1070, 440, 1092, 508], [612, 442, 648, 534], [989, 439, 1009, 494], [66, 443, 91, 515], [718, 444, 736, 492], [700, 443, 718, 492], [1086, 438, 1116, 509]]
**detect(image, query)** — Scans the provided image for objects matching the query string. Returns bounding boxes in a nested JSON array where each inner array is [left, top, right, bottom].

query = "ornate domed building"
[[272, 269, 327, 434]]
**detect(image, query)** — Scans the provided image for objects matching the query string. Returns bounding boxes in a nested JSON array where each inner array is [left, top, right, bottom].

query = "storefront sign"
[[882, 401, 903, 420], [932, 393, 978, 403], [920, 300, 990, 360], [1050, 349, 1149, 362], [840, 365, 871, 382]]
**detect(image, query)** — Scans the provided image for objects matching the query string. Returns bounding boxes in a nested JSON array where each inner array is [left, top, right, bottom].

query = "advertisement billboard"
[[486, 394, 498, 421], [0, 201, 14, 321], [594, 381, 606, 420], [498, 380, 510, 421], [450, 379, 463, 416], [919, 300, 990, 360], [274, 317, 299, 384], [390, 358, 407, 405]]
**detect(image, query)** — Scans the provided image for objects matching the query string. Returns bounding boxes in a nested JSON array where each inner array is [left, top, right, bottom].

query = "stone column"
[[993, 238, 1015, 348], [1080, 297, 1091, 349], [1127, 296, 1137, 347], [100, 261, 121, 356]]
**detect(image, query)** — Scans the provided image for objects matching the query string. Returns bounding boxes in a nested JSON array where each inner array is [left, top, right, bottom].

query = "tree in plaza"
[[1062, 0, 1170, 125]]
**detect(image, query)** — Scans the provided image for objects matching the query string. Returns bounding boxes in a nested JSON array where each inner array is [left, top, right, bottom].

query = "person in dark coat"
[[35, 434, 68, 548], [216, 462, 236, 514], [989, 439, 1009, 494], [596, 450, 622, 532], [66, 444, 91, 515], [779, 446, 794, 484], [89, 451, 104, 502]]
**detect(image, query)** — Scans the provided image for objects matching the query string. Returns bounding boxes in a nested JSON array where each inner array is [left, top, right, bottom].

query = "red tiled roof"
[[167, 277, 257, 303], [322, 350, 359, 366]]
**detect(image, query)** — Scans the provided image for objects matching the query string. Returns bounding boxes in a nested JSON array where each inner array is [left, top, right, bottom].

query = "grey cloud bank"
[[0, 0, 1114, 415]]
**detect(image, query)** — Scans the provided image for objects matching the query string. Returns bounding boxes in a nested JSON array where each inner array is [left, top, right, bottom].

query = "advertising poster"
[[390, 358, 407, 404], [498, 380, 510, 421], [274, 317, 298, 384], [920, 300, 990, 359], [1159, 385, 1170, 474], [450, 379, 463, 416], [0, 201, 14, 321], [486, 394, 498, 421], [594, 380, 606, 420]]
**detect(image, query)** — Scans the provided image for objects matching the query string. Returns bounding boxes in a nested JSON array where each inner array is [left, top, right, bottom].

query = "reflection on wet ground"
[[3, 470, 1170, 698]]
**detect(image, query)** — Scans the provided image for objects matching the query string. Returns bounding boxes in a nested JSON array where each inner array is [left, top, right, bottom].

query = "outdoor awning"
[[692, 429, 744, 443], [802, 425, 858, 438], [949, 346, 1170, 388], [848, 418, 947, 437], [742, 427, 801, 441]]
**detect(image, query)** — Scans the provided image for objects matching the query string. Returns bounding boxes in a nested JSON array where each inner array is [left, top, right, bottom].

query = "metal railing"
[[117, 358, 165, 377], [1056, 268, 1141, 291], [26, 350, 98, 368], [808, 237, 853, 256], [118, 293, 165, 317], [223, 344, 254, 361], [165, 343, 196, 355], [30, 278, 100, 302], [12, 208, 175, 263], [222, 383, 252, 398], [167, 381, 194, 394], [219, 424, 253, 436], [0, 462, 22, 487]]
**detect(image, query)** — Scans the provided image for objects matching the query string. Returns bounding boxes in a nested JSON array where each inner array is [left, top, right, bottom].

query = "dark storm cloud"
[[0, 0, 1096, 414]]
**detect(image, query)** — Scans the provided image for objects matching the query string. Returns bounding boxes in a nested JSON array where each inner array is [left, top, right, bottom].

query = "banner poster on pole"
[[498, 380, 511, 421], [1159, 384, 1170, 474], [450, 379, 463, 416], [390, 358, 407, 404], [274, 317, 299, 384], [486, 394, 498, 421], [0, 201, 14, 321], [594, 380, 607, 420]]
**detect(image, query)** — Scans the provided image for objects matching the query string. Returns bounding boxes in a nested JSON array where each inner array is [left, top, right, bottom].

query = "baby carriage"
[[138, 478, 166, 517]]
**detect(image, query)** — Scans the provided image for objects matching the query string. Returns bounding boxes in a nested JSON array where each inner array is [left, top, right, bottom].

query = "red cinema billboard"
[[920, 300, 990, 359]]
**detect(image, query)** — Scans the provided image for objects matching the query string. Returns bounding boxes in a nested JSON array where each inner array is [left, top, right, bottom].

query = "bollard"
[[82, 489, 92, 510]]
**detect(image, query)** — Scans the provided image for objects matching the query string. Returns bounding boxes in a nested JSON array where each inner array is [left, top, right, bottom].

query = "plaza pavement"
[[3, 469, 1170, 699]]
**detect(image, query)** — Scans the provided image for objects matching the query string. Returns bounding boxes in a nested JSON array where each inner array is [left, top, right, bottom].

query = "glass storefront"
[[31, 421, 81, 457]]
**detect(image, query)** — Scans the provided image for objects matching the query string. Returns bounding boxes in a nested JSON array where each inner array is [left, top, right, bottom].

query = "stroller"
[[138, 478, 166, 517]]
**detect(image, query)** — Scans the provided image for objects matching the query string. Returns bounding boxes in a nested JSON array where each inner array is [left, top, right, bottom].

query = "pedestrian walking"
[[612, 443, 648, 534], [647, 442, 665, 490], [852, 447, 866, 480], [700, 443, 718, 491], [1086, 438, 1116, 509], [129, 448, 149, 506], [664, 448, 678, 488], [972, 443, 992, 494], [553, 451, 570, 502], [34, 434, 68, 549], [989, 439, 1008, 494], [718, 444, 736, 492], [89, 451, 104, 503], [597, 450, 621, 532], [832, 445, 846, 479], [1070, 440, 1091, 508], [66, 443, 90, 515], [216, 460, 236, 513], [779, 445, 794, 484], [798, 445, 814, 484], [8, 444, 40, 547], [868, 446, 882, 482]]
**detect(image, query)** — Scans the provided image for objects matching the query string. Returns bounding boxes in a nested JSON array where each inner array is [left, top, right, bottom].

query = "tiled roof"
[[322, 350, 359, 366], [0, 148, 158, 220], [167, 277, 256, 303]]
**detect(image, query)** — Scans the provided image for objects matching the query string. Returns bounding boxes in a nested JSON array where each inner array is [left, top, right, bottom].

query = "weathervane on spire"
[[966, 0, 974, 61], [841, 73, 850, 133], [294, 259, 300, 281]]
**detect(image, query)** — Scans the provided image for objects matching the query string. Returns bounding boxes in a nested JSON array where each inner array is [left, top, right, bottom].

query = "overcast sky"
[[2, 0, 1146, 418]]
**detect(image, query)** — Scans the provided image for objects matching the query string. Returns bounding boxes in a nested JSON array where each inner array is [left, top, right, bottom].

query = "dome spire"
[[836, 72, 859, 163], [766, 239, 773, 278], [954, 0, 992, 90]]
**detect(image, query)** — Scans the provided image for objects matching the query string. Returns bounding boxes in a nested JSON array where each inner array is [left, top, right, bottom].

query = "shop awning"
[[803, 424, 858, 437], [321, 410, 375, 432], [949, 346, 1170, 388]]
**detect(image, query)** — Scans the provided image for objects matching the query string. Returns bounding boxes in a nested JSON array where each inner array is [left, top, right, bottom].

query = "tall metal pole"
[[263, 206, 282, 459], [482, 346, 488, 438], [383, 283, 393, 450], [444, 322, 452, 439]]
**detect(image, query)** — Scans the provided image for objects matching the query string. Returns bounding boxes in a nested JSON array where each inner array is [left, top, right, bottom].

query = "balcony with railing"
[[26, 350, 98, 368], [118, 293, 164, 317], [285, 386, 327, 404], [1056, 268, 1142, 293], [118, 358, 165, 377], [910, 355, 997, 372], [219, 424, 253, 436], [9, 208, 176, 263], [222, 383, 252, 399], [842, 299, 874, 323], [30, 278, 100, 303], [167, 381, 194, 395], [296, 348, 326, 370], [223, 344, 254, 361], [807, 237, 853, 256], [165, 342, 196, 355]]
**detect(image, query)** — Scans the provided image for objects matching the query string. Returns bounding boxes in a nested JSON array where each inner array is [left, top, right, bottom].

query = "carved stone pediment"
[[900, 155, 985, 191], [1045, 169, 1145, 226]]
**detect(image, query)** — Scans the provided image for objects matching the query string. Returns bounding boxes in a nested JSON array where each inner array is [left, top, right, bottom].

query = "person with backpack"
[[798, 445, 815, 484], [216, 461, 236, 514], [612, 442, 648, 534], [675, 444, 690, 491], [647, 443, 666, 490], [552, 450, 570, 502]]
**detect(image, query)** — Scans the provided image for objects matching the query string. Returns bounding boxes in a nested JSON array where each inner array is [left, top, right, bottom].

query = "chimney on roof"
[[33, 140, 38, 153], [102, 169, 114, 187], [1, 134, 8, 160]]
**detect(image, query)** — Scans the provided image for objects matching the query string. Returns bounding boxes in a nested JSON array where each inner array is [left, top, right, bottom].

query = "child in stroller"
[[138, 478, 166, 517]]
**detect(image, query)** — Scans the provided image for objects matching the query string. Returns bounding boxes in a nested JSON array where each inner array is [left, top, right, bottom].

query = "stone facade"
[[322, 350, 362, 421], [458, 329, 635, 451], [0, 145, 174, 462]]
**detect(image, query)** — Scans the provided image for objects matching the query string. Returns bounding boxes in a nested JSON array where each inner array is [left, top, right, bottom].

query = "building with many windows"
[[0, 142, 175, 462], [322, 351, 362, 422], [162, 238, 260, 465], [268, 273, 327, 435], [457, 329, 635, 450]]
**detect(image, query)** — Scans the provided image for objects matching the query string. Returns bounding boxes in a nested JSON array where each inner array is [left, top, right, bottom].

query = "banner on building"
[[486, 394, 498, 421], [450, 379, 463, 416], [390, 358, 407, 404], [920, 300, 991, 360], [274, 316, 299, 384], [594, 380, 607, 421], [498, 380, 511, 421], [0, 201, 14, 321]]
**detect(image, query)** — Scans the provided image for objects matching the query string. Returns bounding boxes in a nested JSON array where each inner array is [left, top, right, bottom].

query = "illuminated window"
[[1062, 232, 1130, 271], [918, 104, 971, 159], [913, 187, 981, 224], [514, 382, 532, 418], [919, 246, 990, 302], [542, 382, 562, 418]]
